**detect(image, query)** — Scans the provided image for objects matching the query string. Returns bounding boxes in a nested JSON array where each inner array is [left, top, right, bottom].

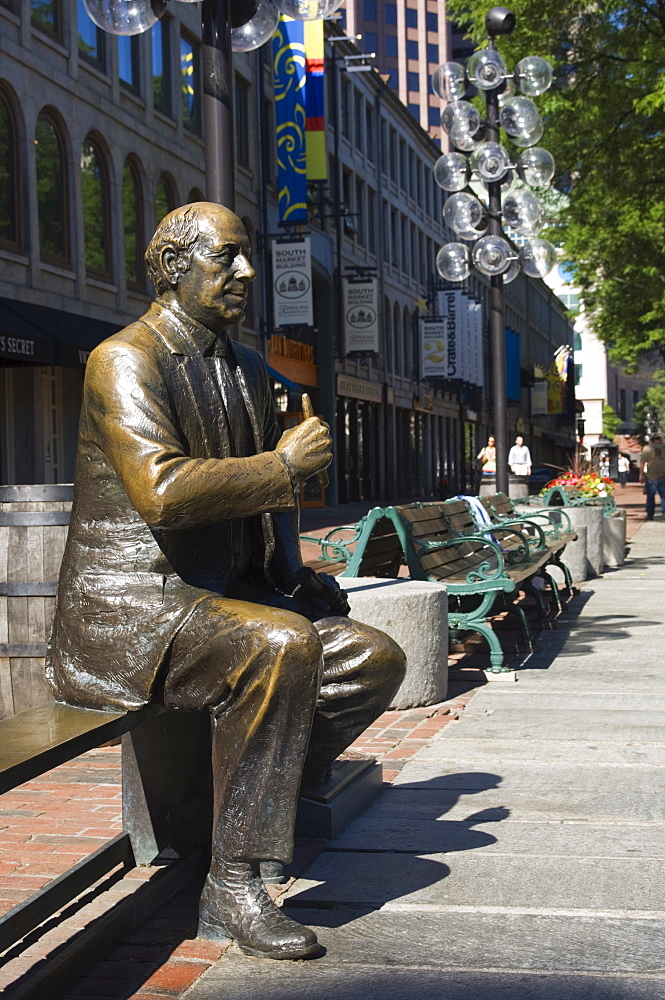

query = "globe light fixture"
[[231, 0, 279, 50], [434, 152, 470, 192], [472, 234, 514, 276], [510, 118, 544, 148], [443, 192, 487, 240], [499, 96, 541, 140], [431, 62, 466, 102], [519, 237, 557, 277], [467, 47, 507, 90], [471, 141, 512, 183], [83, 0, 165, 35], [441, 101, 482, 143], [273, 0, 345, 18], [502, 186, 543, 234], [517, 146, 555, 187], [514, 55, 553, 96], [436, 243, 471, 281], [503, 256, 521, 283]]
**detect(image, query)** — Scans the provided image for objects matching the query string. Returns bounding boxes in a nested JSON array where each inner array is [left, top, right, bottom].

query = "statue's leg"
[[163, 596, 323, 959], [301, 617, 406, 788]]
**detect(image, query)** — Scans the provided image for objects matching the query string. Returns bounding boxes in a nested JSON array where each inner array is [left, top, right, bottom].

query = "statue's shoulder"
[[87, 306, 165, 369]]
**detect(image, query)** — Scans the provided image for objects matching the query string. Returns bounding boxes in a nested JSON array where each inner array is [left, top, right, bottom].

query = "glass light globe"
[[499, 96, 541, 139], [436, 243, 471, 281], [433, 152, 470, 192], [520, 238, 557, 278], [467, 47, 507, 91], [514, 55, 553, 96], [82, 0, 165, 35], [511, 118, 544, 148], [273, 0, 345, 18], [450, 129, 479, 153], [443, 192, 487, 240], [441, 101, 481, 141], [471, 141, 511, 183], [502, 187, 544, 234], [431, 62, 466, 102], [503, 257, 521, 284], [517, 146, 555, 187], [472, 235, 513, 276], [232, 0, 279, 50]]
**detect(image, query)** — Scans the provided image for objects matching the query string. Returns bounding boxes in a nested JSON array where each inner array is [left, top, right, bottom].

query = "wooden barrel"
[[0, 485, 73, 718]]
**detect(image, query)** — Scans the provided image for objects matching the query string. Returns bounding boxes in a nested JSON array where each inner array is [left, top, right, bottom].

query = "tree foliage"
[[633, 374, 665, 438], [602, 403, 622, 439], [445, 0, 665, 370]]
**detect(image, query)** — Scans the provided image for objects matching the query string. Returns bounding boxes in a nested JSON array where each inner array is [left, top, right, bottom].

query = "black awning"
[[0, 297, 120, 367], [266, 364, 304, 393]]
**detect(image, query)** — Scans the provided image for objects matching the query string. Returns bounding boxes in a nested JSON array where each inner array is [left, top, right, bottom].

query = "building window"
[[619, 388, 626, 420], [119, 35, 140, 92], [341, 77, 351, 139], [408, 103, 420, 120], [385, 3, 397, 24], [427, 43, 438, 65], [386, 35, 398, 57], [405, 7, 417, 27], [368, 188, 376, 253], [77, 0, 105, 68], [426, 11, 438, 30], [406, 40, 419, 60], [355, 178, 365, 245], [354, 91, 363, 150], [385, 67, 398, 89], [189, 186, 205, 202], [152, 18, 171, 115], [235, 75, 250, 166], [364, 31, 377, 51], [123, 159, 143, 287], [81, 137, 112, 277], [156, 174, 177, 223], [181, 32, 200, 133], [262, 97, 276, 182], [31, 0, 61, 37], [575, 363, 582, 386], [35, 112, 68, 263], [0, 92, 19, 249], [407, 72, 419, 92], [365, 104, 375, 161], [363, 0, 377, 19]]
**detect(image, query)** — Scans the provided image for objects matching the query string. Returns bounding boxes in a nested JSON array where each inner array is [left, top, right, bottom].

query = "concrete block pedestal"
[[604, 508, 627, 568], [342, 576, 448, 710]]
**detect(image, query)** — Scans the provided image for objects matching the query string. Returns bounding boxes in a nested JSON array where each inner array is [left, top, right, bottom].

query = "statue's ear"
[[160, 245, 180, 288]]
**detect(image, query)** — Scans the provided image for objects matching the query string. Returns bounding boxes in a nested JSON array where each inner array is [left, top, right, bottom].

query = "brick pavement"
[[2, 486, 637, 999]]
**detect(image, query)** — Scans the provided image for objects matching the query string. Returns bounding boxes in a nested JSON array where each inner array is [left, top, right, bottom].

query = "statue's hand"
[[292, 567, 351, 617], [275, 418, 332, 484]]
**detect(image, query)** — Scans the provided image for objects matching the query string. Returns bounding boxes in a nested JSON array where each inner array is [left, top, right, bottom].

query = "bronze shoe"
[[198, 858, 321, 960]]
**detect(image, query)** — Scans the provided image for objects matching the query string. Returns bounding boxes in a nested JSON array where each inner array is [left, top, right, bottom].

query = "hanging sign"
[[343, 278, 379, 353], [437, 289, 464, 380], [271, 238, 313, 327], [421, 319, 447, 377]]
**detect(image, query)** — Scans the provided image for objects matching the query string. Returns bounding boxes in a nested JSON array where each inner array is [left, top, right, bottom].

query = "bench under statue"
[[43, 202, 406, 961]]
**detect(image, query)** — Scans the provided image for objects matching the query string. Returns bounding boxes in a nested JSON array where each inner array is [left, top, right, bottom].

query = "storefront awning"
[[266, 364, 305, 393], [0, 297, 119, 367]]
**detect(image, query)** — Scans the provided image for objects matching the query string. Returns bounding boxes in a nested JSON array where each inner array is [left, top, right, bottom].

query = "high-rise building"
[[343, 0, 452, 138]]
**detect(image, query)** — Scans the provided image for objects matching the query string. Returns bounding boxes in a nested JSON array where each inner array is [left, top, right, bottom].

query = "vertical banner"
[[460, 294, 471, 383], [304, 22, 327, 181], [272, 238, 313, 326], [421, 318, 447, 378], [438, 289, 464, 381], [273, 17, 307, 222], [472, 300, 484, 388], [531, 380, 548, 414], [343, 279, 379, 353]]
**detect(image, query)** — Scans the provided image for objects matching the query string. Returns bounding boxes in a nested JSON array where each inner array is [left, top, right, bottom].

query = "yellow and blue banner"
[[273, 18, 327, 223]]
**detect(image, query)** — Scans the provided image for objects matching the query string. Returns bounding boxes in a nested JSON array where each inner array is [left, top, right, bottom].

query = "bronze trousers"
[[162, 591, 405, 865]]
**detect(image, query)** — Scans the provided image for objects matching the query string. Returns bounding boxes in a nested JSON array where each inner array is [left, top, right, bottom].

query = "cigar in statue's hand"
[[301, 393, 329, 490]]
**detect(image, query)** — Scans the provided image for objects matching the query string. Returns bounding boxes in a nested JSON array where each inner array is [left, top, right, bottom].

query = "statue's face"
[[173, 207, 255, 331]]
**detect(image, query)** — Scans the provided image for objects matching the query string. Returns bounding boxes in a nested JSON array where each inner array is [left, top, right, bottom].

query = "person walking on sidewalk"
[[508, 435, 532, 477], [640, 432, 665, 519], [477, 435, 496, 476], [617, 453, 630, 488]]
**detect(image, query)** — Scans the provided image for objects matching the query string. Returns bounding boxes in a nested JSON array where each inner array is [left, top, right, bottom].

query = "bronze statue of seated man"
[[46, 202, 406, 961]]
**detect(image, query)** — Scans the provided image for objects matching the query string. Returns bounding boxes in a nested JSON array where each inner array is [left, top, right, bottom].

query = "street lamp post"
[[432, 6, 557, 496]]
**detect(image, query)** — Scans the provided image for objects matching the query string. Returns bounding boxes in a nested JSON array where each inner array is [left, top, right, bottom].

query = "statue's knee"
[[270, 617, 323, 680]]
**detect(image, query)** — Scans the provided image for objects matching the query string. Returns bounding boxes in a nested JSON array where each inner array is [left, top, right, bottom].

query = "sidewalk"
[[1, 487, 661, 998], [184, 514, 665, 999]]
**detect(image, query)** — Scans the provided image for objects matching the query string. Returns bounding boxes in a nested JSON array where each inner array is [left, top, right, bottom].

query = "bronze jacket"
[[46, 301, 300, 711]]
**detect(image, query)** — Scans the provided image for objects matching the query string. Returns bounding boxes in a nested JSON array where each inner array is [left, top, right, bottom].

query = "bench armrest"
[[300, 525, 360, 563], [415, 532, 508, 582]]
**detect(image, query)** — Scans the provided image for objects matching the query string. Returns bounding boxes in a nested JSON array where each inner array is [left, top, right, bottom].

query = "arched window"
[[156, 174, 177, 224], [404, 305, 412, 378], [383, 297, 393, 373], [393, 301, 403, 373], [35, 111, 68, 263], [0, 90, 19, 249], [123, 157, 144, 287], [188, 187, 205, 203], [81, 135, 112, 276]]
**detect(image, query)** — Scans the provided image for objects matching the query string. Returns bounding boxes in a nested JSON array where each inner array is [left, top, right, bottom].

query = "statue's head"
[[145, 202, 255, 332]]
